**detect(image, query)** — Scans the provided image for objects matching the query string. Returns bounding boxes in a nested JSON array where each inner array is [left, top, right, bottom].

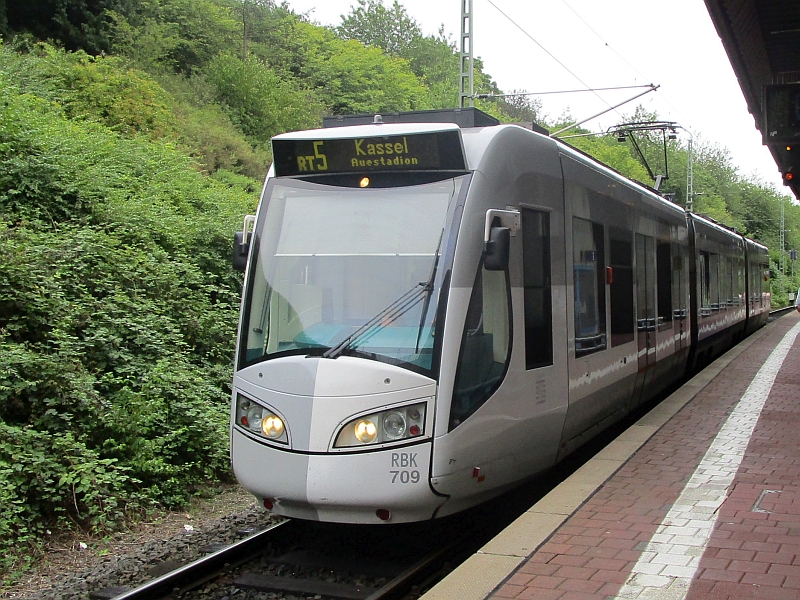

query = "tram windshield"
[[240, 176, 465, 375]]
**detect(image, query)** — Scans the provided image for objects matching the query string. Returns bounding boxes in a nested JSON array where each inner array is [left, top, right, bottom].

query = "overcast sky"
[[284, 0, 789, 195]]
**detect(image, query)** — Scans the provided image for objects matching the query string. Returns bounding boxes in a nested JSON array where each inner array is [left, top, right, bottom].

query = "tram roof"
[[273, 122, 460, 140]]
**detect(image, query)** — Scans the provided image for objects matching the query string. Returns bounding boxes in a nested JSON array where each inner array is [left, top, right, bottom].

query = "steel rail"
[[105, 520, 295, 600]]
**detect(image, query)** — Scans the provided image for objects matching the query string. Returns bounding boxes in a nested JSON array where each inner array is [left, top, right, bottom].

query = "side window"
[[720, 255, 730, 307], [700, 251, 711, 316], [636, 234, 656, 332], [522, 208, 553, 369], [738, 257, 744, 306], [672, 244, 686, 320], [709, 253, 720, 310], [656, 241, 673, 328], [450, 263, 511, 429], [609, 229, 634, 346], [573, 218, 606, 356]]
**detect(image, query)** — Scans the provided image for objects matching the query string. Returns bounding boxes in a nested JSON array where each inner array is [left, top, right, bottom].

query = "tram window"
[[672, 244, 686, 320], [736, 257, 745, 305], [573, 218, 606, 357], [656, 242, 673, 326], [609, 229, 634, 346], [522, 208, 553, 369], [720, 255, 730, 307], [709, 253, 720, 310], [700, 251, 710, 315], [450, 263, 511, 430], [636, 234, 656, 333]]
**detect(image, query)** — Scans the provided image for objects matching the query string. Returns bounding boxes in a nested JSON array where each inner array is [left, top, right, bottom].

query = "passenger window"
[[720, 255, 730, 307], [573, 218, 606, 356], [672, 244, 686, 320], [450, 263, 511, 429], [609, 229, 634, 346], [522, 208, 553, 369], [656, 242, 672, 328], [709, 253, 720, 310], [700, 251, 711, 316], [636, 234, 656, 332]]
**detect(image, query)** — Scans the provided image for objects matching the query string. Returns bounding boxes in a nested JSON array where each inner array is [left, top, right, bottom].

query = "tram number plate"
[[390, 453, 420, 484]]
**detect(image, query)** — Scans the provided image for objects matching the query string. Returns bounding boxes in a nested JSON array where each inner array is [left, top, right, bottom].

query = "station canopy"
[[704, 0, 800, 198]]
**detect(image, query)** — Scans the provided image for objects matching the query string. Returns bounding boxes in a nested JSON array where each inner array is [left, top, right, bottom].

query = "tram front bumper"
[[231, 430, 446, 524]]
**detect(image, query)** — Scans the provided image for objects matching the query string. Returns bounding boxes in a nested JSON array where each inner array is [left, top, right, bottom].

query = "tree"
[[299, 23, 428, 114], [2, 0, 139, 53], [337, 0, 420, 56], [205, 52, 323, 144], [497, 90, 543, 123]]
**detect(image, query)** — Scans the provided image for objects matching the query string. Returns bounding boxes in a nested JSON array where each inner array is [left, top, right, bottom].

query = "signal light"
[[784, 170, 795, 185]]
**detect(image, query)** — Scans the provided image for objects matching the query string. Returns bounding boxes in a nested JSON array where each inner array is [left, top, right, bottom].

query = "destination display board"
[[272, 130, 466, 176], [764, 84, 800, 145]]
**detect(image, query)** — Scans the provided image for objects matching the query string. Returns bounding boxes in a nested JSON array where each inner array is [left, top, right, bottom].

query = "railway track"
[[90, 516, 477, 600]]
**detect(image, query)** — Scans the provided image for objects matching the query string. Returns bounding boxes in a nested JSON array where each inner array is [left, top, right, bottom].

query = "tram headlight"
[[383, 412, 406, 439], [334, 402, 426, 448], [236, 394, 288, 444], [354, 419, 378, 443], [262, 415, 285, 439]]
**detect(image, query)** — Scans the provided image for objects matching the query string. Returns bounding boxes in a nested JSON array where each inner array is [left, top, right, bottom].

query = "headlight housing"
[[334, 402, 426, 448], [236, 394, 288, 444]]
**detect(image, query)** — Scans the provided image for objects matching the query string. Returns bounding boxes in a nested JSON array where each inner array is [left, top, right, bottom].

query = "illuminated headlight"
[[334, 402, 426, 448], [236, 394, 288, 444]]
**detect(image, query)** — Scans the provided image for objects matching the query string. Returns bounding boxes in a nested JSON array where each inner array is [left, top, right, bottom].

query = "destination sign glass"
[[272, 130, 466, 176]]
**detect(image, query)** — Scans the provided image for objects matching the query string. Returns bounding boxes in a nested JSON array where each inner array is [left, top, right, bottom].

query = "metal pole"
[[460, 0, 474, 108], [686, 137, 694, 212]]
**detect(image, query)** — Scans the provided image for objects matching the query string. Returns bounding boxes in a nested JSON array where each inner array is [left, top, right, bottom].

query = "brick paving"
[[489, 314, 800, 600]]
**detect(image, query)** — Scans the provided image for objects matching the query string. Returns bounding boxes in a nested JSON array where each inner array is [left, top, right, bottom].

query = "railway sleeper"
[[235, 572, 376, 600]]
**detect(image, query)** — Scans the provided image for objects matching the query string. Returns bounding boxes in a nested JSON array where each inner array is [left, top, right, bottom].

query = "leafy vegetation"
[[0, 0, 797, 583], [0, 42, 251, 576]]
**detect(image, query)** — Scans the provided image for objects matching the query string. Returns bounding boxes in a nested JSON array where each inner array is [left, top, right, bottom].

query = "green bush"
[[0, 53, 256, 574], [206, 52, 324, 145], [0, 423, 137, 573]]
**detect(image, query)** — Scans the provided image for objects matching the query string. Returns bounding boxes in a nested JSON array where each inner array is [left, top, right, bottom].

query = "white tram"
[[230, 109, 770, 524]]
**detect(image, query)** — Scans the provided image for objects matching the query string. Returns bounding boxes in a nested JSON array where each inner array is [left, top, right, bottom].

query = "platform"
[[422, 312, 800, 600]]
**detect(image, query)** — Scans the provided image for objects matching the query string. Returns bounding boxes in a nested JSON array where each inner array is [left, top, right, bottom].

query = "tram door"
[[633, 234, 656, 406]]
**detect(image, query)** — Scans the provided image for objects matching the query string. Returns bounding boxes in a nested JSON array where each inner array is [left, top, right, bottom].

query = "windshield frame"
[[237, 172, 470, 379]]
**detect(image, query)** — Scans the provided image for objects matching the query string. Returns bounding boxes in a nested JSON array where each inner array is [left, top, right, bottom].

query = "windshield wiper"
[[322, 281, 431, 359], [322, 229, 446, 361], [415, 229, 444, 352]]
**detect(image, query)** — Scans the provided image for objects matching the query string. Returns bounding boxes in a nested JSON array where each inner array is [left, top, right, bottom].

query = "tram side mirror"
[[484, 226, 511, 271], [232, 231, 249, 272], [232, 215, 256, 272]]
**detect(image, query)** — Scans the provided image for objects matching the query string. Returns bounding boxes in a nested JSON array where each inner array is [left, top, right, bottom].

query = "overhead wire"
[[559, 0, 696, 135], [482, 0, 622, 118], [476, 84, 656, 99]]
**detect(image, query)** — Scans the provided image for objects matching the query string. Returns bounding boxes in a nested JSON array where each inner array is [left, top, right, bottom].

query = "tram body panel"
[[557, 151, 691, 452], [431, 126, 569, 501], [688, 214, 748, 368], [232, 433, 443, 523], [744, 239, 770, 335]]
